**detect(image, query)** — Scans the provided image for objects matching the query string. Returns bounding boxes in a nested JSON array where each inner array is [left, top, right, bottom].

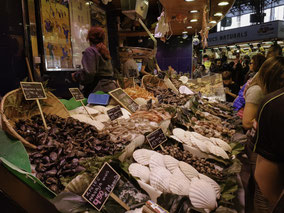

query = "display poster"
[[40, 0, 73, 70], [69, 0, 91, 68], [90, 4, 108, 48]]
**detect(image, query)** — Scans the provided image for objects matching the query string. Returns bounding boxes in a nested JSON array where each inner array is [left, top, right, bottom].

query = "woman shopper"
[[72, 27, 117, 96], [233, 54, 266, 118], [243, 56, 284, 213]]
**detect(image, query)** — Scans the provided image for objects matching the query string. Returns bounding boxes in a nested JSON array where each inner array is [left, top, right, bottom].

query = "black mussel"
[[42, 156, 50, 164], [45, 168, 57, 176], [46, 177, 58, 185], [49, 152, 57, 162]]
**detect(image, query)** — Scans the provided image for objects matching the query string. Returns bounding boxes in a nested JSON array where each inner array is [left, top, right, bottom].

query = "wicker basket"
[[0, 89, 70, 149], [141, 75, 168, 89]]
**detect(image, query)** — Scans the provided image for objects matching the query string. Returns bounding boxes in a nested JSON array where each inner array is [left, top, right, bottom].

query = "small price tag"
[[146, 128, 167, 150], [82, 163, 120, 211], [109, 88, 139, 113], [20, 82, 47, 100], [69, 88, 85, 101], [107, 106, 123, 121]]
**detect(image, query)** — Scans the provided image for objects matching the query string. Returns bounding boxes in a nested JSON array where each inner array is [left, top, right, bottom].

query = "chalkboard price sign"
[[69, 88, 85, 101], [109, 88, 139, 113], [20, 82, 47, 100], [107, 106, 123, 121], [82, 163, 120, 211], [146, 128, 167, 150]]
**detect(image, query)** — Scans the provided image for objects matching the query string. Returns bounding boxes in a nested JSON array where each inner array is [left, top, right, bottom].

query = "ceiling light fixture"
[[218, 2, 229, 6], [186, 26, 193, 29], [210, 20, 217, 24], [185, 0, 195, 2], [182, 31, 188, 34], [190, 19, 198, 22], [214, 12, 223, 17], [190, 10, 198, 13]]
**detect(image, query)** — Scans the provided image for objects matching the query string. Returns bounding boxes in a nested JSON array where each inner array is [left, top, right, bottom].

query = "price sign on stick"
[[146, 128, 167, 150], [107, 106, 123, 121], [69, 88, 93, 120], [109, 88, 139, 113], [69, 88, 85, 101], [20, 82, 48, 130], [82, 163, 129, 211]]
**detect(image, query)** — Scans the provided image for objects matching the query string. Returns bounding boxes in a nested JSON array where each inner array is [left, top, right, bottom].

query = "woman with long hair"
[[72, 26, 117, 96], [243, 56, 284, 213]]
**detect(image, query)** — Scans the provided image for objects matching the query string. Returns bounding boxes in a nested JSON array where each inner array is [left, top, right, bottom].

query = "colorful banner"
[[40, 0, 73, 70]]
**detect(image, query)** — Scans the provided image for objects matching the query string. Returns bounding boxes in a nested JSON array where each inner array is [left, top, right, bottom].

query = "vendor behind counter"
[[72, 27, 117, 96]]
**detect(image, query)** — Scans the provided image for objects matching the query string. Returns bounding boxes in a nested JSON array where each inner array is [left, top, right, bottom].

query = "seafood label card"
[[69, 88, 85, 101], [107, 105, 123, 121], [146, 128, 167, 150], [82, 162, 120, 211], [109, 88, 139, 113], [20, 82, 47, 100]]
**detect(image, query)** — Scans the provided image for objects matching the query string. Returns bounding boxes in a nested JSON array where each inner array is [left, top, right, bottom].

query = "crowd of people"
[[194, 43, 283, 213], [209, 44, 283, 213]]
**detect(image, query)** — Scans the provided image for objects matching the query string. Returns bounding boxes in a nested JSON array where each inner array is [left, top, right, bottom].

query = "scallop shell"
[[191, 137, 211, 153], [210, 137, 232, 152], [129, 163, 150, 183], [137, 180, 162, 203], [149, 152, 166, 170], [199, 174, 221, 199], [172, 128, 187, 142], [189, 177, 217, 211], [208, 144, 229, 159], [164, 155, 180, 173], [169, 168, 191, 195], [150, 167, 171, 193], [179, 161, 199, 180], [170, 135, 182, 143], [133, 149, 155, 165], [183, 144, 209, 159]]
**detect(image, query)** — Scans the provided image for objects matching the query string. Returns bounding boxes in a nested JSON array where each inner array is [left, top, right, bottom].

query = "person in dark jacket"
[[72, 27, 117, 96]]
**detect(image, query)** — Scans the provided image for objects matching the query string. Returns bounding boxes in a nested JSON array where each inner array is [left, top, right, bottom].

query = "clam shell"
[[199, 174, 221, 199], [210, 137, 232, 152], [164, 155, 179, 173], [150, 167, 171, 193], [179, 161, 199, 180], [169, 168, 191, 195], [149, 152, 165, 170], [208, 144, 229, 159], [129, 163, 150, 183], [189, 177, 217, 211], [133, 149, 155, 165]]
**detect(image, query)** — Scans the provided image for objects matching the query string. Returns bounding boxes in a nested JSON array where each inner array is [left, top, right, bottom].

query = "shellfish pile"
[[129, 149, 220, 212], [15, 114, 129, 193], [158, 144, 223, 178], [69, 105, 131, 131], [171, 128, 232, 159]]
